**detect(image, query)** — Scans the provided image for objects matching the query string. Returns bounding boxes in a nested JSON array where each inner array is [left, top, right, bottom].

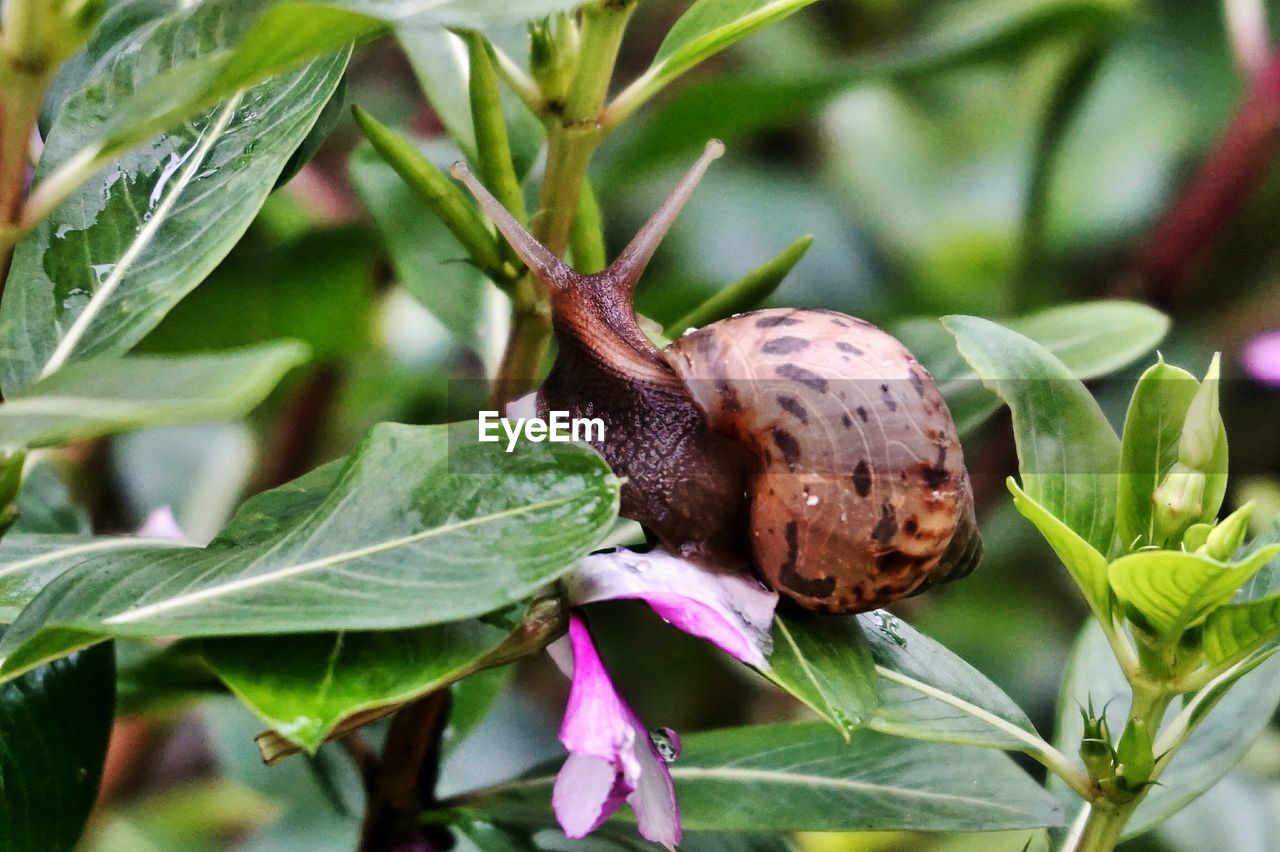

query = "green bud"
[[1178, 354, 1223, 472], [1182, 522, 1212, 552], [528, 13, 579, 103], [1152, 462, 1206, 544], [1200, 501, 1255, 561], [1115, 718, 1155, 796], [1078, 702, 1115, 780]]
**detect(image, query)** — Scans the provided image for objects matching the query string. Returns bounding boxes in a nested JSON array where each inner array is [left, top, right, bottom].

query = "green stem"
[[0, 0, 57, 283], [488, 0, 635, 407], [1067, 683, 1172, 852]]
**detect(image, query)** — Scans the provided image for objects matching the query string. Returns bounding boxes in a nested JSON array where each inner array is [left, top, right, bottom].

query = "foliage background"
[[37, 0, 1280, 849]]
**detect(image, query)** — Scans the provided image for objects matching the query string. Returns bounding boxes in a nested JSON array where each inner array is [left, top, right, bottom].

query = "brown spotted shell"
[[663, 307, 981, 613]]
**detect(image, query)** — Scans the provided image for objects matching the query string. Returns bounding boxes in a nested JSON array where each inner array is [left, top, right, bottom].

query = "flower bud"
[[1078, 703, 1114, 780], [529, 13, 579, 103], [1200, 502, 1255, 561], [1152, 462, 1206, 544], [1182, 522, 1212, 552], [1178, 354, 1223, 473], [1114, 719, 1155, 797]]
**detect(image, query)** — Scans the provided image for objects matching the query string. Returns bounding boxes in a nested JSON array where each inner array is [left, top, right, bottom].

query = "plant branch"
[[1132, 50, 1280, 306], [1066, 682, 1173, 852], [0, 0, 55, 282], [358, 690, 453, 852], [487, 0, 636, 407]]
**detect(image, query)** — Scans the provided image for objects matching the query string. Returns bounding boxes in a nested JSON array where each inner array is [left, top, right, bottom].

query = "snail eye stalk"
[[452, 139, 725, 295], [450, 160, 579, 291], [606, 139, 724, 291]]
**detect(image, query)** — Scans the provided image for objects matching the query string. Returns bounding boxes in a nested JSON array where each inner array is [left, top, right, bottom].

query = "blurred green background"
[[72, 0, 1280, 849]]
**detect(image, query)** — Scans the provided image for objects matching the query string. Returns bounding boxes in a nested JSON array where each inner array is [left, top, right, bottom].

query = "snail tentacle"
[[450, 160, 579, 291], [605, 139, 725, 293]]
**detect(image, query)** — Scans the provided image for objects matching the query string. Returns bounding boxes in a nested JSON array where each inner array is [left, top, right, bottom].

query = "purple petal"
[[563, 547, 777, 667], [1243, 331, 1280, 387], [553, 614, 681, 847], [137, 507, 187, 542], [504, 391, 539, 419], [626, 720, 682, 847], [553, 752, 629, 838]]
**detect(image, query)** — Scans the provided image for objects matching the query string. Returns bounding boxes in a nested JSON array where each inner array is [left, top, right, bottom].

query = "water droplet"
[[90, 263, 115, 285], [806, 495, 819, 506], [651, 727, 682, 762], [873, 611, 907, 647]]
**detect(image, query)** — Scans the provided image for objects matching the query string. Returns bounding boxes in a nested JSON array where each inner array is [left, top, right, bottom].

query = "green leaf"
[[203, 596, 563, 757], [0, 343, 308, 453], [898, 301, 1167, 437], [1116, 359, 1201, 549], [1053, 620, 1280, 837], [1007, 477, 1110, 621], [12, 461, 91, 535], [1108, 546, 1280, 638], [0, 0, 347, 392], [860, 610, 1040, 752], [1200, 594, 1280, 664], [603, 0, 1127, 178], [349, 144, 489, 349], [0, 422, 619, 681], [655, 0, 818, 66], [0, 639, 115, 852], [943, 314, 1120, 554], [663, 235, 813, 336], [0, 534, 189, 624], [478, 723, 1063, 832], [762, 610, 878, 738], [606, 0, 820, 126]]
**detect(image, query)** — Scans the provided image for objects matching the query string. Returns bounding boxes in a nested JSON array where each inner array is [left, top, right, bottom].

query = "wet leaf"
[[0, 423, 618, 681], [0, 0, 346, 393], [762, 609, 878, 737], [860, 610, 1039, 752]]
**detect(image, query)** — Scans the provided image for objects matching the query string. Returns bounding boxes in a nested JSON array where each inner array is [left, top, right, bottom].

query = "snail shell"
[[666, 308, 980, 612], [451, 142, 981, 614]]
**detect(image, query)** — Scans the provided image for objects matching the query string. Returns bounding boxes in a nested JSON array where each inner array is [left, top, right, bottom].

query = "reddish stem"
[[1136, 53, 1280, 305]]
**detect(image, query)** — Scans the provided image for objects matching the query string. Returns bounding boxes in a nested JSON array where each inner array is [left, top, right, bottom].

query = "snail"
[[451, 141, 981, 614]]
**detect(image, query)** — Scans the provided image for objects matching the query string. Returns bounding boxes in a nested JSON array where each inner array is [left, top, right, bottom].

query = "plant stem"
[[1066, 683, 1173, 852], [358, 690, 453, 852], [0, 0, 58, 281], [487, 0, 636, 407]]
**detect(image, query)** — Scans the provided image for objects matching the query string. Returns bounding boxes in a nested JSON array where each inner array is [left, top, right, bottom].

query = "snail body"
[[452, 143, 980, 613]]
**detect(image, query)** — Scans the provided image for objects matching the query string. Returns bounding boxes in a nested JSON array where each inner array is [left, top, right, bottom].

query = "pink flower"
[[549, 548, 778, 846], [1243, 331, 1280, 387], [137, 506, 188, 541]]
